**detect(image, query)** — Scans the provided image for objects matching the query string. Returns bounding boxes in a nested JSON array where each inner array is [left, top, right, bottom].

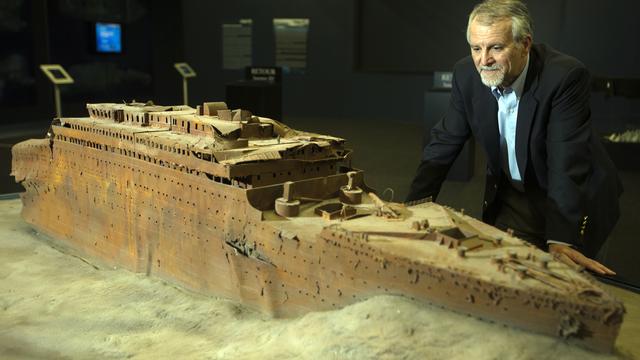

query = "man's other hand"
[[548, 244, 616, 275]]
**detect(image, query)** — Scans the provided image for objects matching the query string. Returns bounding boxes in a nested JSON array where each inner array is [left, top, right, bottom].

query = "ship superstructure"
[[11, 101, 624, 352]]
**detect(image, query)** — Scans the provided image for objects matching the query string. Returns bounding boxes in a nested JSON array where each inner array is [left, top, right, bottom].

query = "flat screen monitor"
[[95, 22, 122, 53]]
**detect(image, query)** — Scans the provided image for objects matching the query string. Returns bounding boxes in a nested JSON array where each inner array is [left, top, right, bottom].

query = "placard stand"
[[174, 62, 197, 106], [39, 64, 74, 118]]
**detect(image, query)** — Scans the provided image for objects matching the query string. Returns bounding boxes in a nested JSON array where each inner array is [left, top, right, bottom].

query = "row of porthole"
[[144, 191, 228, 229], [60, 145, 249, 220], [61, 135, 263, 190], [78, 156, 237, 215], [67, 121, 214, 162], [254, 164, 331, 182], [69, 122, 134, 141]]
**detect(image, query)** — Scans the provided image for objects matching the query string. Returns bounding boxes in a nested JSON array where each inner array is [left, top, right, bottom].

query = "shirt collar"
[[491, 55, 530, 99]]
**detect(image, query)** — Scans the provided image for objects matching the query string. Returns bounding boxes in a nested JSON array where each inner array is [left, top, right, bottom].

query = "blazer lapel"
[[474, 90, 500, 174], [515, 49, 542, 181]]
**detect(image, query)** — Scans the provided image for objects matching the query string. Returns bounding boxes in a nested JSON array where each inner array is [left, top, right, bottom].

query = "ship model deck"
[[11, 101, 625, 352]]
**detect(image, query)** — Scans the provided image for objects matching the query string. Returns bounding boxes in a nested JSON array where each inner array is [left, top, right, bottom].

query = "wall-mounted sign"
[[245, 66, 281, 83], [223, 19, 252, 70], [433, 71, 453, 90], [273, 18, 309, 74]]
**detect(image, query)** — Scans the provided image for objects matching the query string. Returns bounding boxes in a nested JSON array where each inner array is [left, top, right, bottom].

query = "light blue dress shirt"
[[491, 56, 530, 184]]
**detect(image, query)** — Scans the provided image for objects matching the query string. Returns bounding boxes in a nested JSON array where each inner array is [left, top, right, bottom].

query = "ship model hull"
[[11, 102, 624, 352]]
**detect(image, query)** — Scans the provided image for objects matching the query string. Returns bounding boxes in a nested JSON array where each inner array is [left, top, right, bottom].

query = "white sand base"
[[0, 198, 623, 359]]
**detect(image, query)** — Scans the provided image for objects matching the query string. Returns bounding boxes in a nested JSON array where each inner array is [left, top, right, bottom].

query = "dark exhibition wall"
[[1, 0, 638, 126], [0, 0, 183, 124], [0, 0, 184, 195], [182, 0, 433, 122], [183, 0, 640, 130]]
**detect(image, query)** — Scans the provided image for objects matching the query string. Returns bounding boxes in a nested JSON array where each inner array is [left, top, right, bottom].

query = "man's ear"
[[522, 35, 532, 54]]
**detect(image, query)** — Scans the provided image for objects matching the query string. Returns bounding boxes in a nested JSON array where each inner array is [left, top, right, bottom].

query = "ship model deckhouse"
[[11, 101, 625, 352], [71, 101, 349, 188]]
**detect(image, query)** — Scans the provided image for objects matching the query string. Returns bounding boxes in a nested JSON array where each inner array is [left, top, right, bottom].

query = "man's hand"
[[548, 244, 616, 275]]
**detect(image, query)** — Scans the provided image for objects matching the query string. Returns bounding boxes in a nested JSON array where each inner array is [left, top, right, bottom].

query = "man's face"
[[468, 18, 531, 88]]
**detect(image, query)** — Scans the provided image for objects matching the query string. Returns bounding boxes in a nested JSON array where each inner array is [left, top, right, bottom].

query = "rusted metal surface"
[[11, 101, 625, 352]]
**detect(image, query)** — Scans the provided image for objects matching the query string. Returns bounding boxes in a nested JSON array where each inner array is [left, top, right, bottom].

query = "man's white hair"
[[466, 0, 533, 44]]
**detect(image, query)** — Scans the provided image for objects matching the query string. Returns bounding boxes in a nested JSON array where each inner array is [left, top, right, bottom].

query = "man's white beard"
[[480, 65, 505, 87]]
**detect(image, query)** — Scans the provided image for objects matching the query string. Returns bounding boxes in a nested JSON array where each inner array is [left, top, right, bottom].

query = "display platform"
[[0, 196, 637, 359]]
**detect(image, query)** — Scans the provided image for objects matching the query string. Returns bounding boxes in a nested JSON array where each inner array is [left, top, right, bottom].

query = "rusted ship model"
[[11, 101, 624, 351]]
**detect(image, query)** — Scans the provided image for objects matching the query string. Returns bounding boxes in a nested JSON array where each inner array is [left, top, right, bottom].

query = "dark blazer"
[[407, 44, 622, 256]]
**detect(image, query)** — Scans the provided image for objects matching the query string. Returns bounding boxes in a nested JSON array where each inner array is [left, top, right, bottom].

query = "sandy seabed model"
[[11, 101, 624, 352]]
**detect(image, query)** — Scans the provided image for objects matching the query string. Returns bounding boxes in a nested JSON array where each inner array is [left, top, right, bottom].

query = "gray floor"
[[1, 116, 638, 287]]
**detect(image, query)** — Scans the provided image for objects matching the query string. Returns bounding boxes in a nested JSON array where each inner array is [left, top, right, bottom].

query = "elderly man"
[[407, 0, 622, 274]]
